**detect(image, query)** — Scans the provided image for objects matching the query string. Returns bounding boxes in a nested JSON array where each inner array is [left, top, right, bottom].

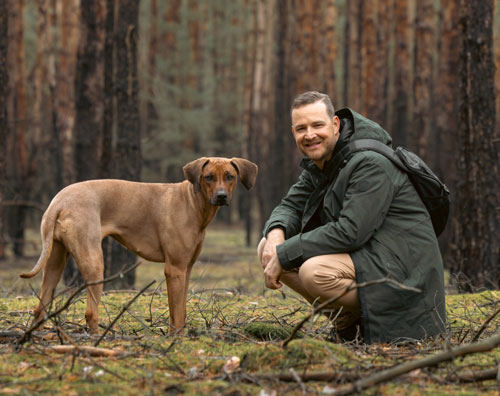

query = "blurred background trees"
[[0, 0, 499, 291]]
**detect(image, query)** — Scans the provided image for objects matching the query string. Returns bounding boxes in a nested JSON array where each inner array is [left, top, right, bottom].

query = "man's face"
[[291, 101, 340, 169]]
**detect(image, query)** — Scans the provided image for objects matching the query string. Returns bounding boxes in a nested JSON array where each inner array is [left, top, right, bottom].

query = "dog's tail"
[[19, 208, 58, 279]]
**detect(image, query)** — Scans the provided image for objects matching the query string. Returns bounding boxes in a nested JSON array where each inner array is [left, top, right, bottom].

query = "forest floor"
[[1, 225, 500, 395]]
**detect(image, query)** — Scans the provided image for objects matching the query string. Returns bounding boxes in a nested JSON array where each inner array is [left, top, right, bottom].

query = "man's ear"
[[230, 158, 258, 190], [183, 157, 210, 192]]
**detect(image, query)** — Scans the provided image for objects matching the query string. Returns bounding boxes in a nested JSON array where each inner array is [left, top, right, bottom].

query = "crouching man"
[[257, 91, 446, 343]]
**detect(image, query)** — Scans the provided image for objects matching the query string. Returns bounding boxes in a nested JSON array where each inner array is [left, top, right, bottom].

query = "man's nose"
[[304, 126, 316, 139]]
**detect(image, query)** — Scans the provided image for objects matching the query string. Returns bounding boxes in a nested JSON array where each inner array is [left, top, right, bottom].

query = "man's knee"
[[298, 256, 352, 296]]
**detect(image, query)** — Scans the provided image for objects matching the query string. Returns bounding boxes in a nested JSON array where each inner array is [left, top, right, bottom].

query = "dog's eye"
[[225, 174, 235, 181], [204, 174, 215, 182]]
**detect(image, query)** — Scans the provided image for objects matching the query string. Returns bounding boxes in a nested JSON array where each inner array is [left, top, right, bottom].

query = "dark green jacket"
[[263, 108, 446, 344]]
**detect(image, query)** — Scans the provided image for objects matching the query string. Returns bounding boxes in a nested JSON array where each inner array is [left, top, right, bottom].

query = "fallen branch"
[[470, 303, 500, 343], [325, 332, 500, 395], [16, 261, 141, 346], [44, 345, 126, 357], [282, 277, 421, 348], [94, 279, 156, 347], [234, 366, 498, 386], [450, 367, 500, 383]]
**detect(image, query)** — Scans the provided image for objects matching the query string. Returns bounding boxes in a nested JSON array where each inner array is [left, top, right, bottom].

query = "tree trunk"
[[452, 0, 500, 290], [345, 0, 362, 111], [54, 0, 79, 188], [99, 0, 114, 180], [107, 0, 142, 290], [435, 0, 461, 272], [249, 0, 276, 232], [64, 0, 102, 287], [0, 0, 8, 259], [390, 0, 410, 147], [6, 0, 29, 257], [412, 0, 435, 161]]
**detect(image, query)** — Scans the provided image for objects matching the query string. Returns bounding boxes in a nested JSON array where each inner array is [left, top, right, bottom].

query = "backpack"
[[331, 139, 450, 237]]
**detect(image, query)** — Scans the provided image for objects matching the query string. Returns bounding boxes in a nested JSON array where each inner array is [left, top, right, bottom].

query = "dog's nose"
[[215, 190, 228, 205]]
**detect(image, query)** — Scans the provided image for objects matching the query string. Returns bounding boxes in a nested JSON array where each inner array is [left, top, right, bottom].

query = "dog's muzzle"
[[212, 190, 229, 206]]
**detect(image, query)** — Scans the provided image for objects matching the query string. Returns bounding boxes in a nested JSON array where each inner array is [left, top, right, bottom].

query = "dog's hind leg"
[[34, 241, 68, 323]]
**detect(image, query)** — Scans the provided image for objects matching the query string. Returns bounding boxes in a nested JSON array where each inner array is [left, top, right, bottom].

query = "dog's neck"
[[184, 181, 220, 230]]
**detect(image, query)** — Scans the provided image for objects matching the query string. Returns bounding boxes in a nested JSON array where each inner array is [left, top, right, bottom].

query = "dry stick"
[[241, 366, 498, 385], [282, 277, 421, 348], [325, 332, 500, 396], [470, 303, 500, 343], [94, 280, 156, 347], [16, 261, 141, 346]]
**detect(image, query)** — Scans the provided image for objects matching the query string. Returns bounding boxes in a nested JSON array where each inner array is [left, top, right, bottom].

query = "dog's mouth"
[[212, 198, 230, 206], [211, 193, 230, 206]]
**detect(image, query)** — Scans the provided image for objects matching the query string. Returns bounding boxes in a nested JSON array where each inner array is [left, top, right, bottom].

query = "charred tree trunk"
[[64, 0, 101, 287], [100, 0, 114, 180], [105, 0, 141, 290], [0, 0, 8, 259], [452, 0, 500, 290]]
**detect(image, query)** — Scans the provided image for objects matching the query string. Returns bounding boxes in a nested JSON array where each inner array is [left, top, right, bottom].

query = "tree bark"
[[0, 0, 8, 259], [452, 0, 500, 290], [435, 0, 461, 270], [6, 0, 29, 257], [107, 0, 142, 290], [54, 0, 79, 188], [390, 0, 410, 147], [64, 0, 102, 287]]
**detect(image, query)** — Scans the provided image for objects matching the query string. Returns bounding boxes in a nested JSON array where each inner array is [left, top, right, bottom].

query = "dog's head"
[[183, 157, 258, 206]]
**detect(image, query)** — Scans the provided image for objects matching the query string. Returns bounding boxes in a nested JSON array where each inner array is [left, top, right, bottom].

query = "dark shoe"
[[329, 318, 364, 343]]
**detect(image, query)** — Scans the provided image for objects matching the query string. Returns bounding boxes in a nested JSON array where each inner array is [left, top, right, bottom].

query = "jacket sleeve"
[[262, 170, 316, 239], [276, 155, 396, 270]]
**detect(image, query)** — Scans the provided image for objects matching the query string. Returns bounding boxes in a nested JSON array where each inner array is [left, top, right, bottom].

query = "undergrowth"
[[0, 226, 499, 395]]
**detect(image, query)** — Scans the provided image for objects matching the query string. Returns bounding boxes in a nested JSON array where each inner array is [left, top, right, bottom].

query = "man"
[[258, 91, 446, 344]]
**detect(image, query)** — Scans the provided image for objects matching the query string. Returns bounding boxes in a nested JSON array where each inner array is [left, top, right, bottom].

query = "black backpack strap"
[[345, 139, 407, 171]]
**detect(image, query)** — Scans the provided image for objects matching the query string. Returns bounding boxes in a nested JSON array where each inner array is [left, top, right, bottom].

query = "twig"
[[470, 303, 500, 343], [94, 280, 156, 347], [16, 262, 141, 345], [44, 345, 127, 358], [282, 277, 421, 348], [289, 368, 307, 395], [325, 332, 500, 395]]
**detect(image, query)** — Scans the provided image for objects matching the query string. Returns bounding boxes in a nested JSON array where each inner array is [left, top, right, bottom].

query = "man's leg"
[[298, 254, 360, 330], [257, 238, 360, 329]]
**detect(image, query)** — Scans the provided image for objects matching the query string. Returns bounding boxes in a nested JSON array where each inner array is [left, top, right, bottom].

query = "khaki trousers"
[[258, 237, 361, 329]]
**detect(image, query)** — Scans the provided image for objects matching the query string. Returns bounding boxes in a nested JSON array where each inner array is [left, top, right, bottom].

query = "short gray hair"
[[291, 91, 335, 118]]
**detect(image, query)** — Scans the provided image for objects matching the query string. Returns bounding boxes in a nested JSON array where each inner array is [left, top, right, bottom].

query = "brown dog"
[[20, 157, 258, 333]]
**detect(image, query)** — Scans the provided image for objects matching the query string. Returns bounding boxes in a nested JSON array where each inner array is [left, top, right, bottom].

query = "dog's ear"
[[230, 158, 258, 190], [183, 157, 210, 192]]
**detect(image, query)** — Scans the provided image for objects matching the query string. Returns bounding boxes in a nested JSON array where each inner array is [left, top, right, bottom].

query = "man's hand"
[[260, 228, 285, 269], [264, 255, 283, 289]]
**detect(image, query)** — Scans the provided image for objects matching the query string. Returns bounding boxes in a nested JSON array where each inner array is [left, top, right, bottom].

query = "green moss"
[[243, 321, 296, 341]]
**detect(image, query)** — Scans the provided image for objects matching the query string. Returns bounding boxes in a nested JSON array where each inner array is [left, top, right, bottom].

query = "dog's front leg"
[[164, 260, 190, 333]]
